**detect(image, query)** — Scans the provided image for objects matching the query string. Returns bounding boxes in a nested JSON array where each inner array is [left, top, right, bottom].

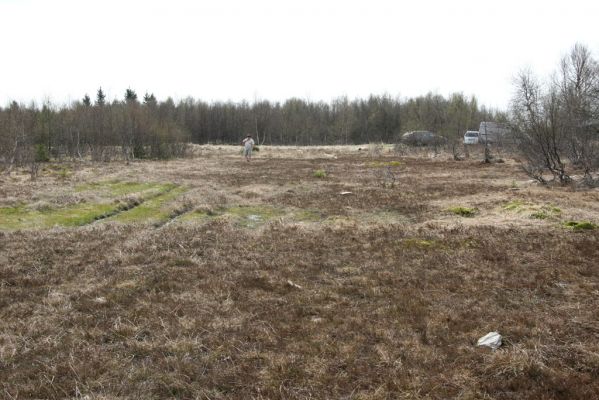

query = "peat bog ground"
[[1, 145, 599, 399]]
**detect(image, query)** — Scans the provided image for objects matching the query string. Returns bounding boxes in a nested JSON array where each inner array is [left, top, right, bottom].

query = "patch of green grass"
[[0, 202, 119, 230], [530, 211, 549, 220], [42, 203, 118, 226], [0, 181, 183, 230], [109, 185, 185, 224], [447, 206, 477, 217], [402, 238, 441, 249], [56, 167, 71, 180], [530, 205, 561, 220], [0, 205, 24, 216], [179, 208, 215, 223], [313, 170, 327, 179], [503, 200, 528, 211], [76, 181, 172, 197], [0, 205, 29, 230], [44, 164, 73, 179], [369, 161, 402, 168], [503, 201, 562, 220], [293, 209, 325, 222], [563, 221, 597, 230]]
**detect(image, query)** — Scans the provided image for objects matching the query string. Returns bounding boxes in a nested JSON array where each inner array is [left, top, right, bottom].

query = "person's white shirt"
[[243, 137, 254, 149]]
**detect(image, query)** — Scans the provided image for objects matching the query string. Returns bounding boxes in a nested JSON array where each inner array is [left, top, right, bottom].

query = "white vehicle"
[[479, 122, 511, 144], [463, 131, 479, 144]]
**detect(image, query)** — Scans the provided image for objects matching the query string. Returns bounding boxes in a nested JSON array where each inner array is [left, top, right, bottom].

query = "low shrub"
[[313, 169, 326, 178]]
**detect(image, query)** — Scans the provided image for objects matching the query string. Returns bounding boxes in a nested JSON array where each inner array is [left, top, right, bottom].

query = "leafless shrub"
[[521, 163, 548, 185], [451, 139, 465, 161], [511, 70, 572, 183], [511, 44, 599, 185], [393, 142, 409, 156], [372, 165, 397, 188], [368, 142, 384, 157], [558, 44, 599, 181]]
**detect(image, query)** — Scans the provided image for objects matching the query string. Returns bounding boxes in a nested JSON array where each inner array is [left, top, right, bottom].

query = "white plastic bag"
[[477, 331, 502, 350]]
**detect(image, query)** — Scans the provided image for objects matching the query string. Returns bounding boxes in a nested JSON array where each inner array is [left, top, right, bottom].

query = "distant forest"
[[0, 90, 506, 164]]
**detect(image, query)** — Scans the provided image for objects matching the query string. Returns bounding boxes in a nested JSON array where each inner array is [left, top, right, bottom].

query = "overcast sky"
[[1, 0, 598, 109]]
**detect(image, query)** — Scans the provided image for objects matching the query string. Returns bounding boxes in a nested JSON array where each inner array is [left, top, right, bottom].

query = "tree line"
[[0, 90, 505, 170]]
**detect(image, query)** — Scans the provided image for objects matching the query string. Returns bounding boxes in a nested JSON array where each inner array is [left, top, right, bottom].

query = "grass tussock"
[[503, 200, 529, 211], [447, 206, 477, 217], [504, 200, 562, 221], [313, 169, 326, 178]]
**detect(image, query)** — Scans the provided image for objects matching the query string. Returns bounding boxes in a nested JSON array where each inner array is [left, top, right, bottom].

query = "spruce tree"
[[96, 88, 106, 106], [125, 88, 138, 103], [143, 92, 157, 105]]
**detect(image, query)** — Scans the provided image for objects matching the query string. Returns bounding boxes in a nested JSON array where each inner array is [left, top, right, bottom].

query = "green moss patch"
[[293, 209, 326, 222], [178, 208, 215, 223], [447, 206, 477, 217], [313, 170, 326, 178], [503, 200, 529, 211], [503, 201, 562, 220], [529, 205, 560, 220], [76, 181, 173, 197], [0, 202, 119, 230], [0, 181, 185, 230], [368, 161, 402, 168], [502, 200, 562, 220], [530, 211, 549, 220], [108, 185, 186, 224], [563, 221, 597, 230]]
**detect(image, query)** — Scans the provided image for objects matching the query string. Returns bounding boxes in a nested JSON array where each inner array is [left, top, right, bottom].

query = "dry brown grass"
[[1, 146, 599, 399]]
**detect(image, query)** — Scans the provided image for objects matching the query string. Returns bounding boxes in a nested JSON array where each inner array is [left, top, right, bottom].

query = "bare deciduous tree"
[[558, 44, 599, 182], [511, 44, 599, 185], [511, 70, 571, 184]]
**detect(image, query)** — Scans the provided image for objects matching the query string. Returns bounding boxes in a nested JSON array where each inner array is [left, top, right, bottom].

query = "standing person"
[[241, 134, 255, 162]]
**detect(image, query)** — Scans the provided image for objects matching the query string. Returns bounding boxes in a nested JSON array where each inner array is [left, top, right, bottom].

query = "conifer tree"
[[96, 87, 106, 106]]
